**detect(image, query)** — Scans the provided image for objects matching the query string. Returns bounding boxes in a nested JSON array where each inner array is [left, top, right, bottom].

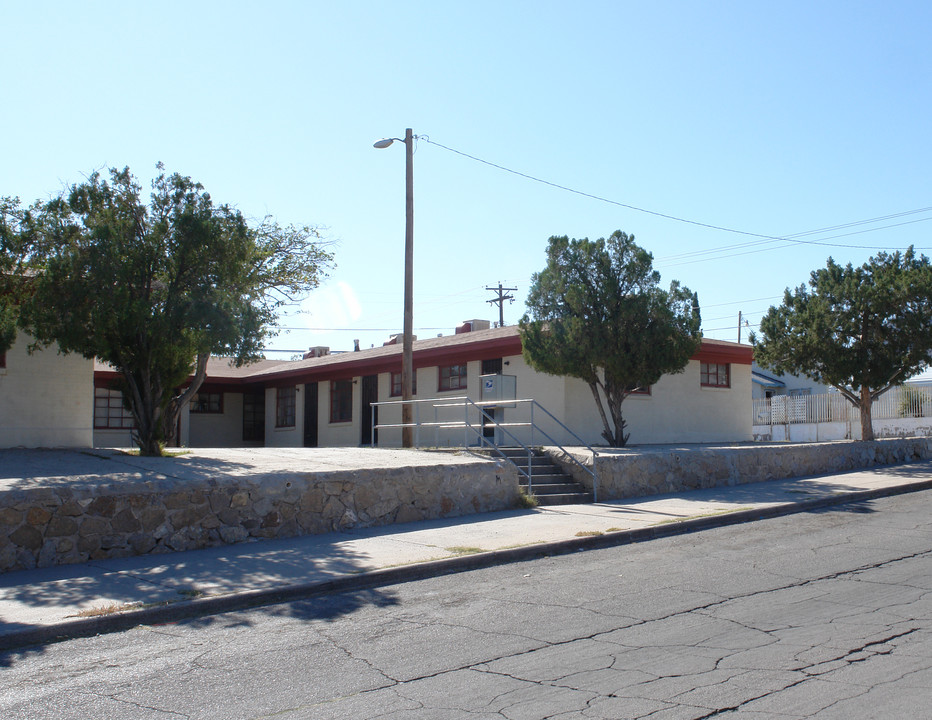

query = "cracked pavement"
[[2, 491, 932, 719]]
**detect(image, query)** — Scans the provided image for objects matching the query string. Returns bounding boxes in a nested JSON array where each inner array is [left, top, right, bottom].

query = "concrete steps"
[[497, 447, 593, 505]]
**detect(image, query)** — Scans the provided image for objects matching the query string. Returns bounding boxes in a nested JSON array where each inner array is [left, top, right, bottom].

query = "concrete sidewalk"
[[3, 459, 932, 651]]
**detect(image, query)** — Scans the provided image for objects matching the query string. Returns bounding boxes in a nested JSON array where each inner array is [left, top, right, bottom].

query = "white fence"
[[753, 383, 932, 441]]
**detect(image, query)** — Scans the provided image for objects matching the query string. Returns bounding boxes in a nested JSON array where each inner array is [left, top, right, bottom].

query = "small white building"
[[0, 332, 94, 448], [751, 361, 828, 400]]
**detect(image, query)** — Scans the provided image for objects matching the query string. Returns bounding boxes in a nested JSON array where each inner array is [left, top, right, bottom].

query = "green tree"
[[16, 165, 332, 455], [752, 248, 932, 441], [0, 197, 33, 354], [520, 231, 701, 447]]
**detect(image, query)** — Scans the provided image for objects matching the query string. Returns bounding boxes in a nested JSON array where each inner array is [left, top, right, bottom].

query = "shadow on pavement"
[[0, 448, 258, 490], [0, 529, 407, 662]]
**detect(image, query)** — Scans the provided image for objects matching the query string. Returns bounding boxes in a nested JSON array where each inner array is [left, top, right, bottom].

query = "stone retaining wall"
[[0, 460, 519, 573], [550, 437, 932, 501]]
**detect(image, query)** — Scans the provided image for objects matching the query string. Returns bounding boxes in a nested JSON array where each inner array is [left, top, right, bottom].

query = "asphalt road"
[[2, 491, 931, 719]]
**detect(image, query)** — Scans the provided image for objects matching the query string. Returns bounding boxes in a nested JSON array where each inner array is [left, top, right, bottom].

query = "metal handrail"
[[370, 396, 599, 501], [518, 399, 599, 501], [371, 396, 536, 492]]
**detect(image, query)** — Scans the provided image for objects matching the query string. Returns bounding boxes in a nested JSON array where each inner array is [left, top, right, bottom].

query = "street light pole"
[[374, 129, 415, 448], [401, 128, 414, 448]]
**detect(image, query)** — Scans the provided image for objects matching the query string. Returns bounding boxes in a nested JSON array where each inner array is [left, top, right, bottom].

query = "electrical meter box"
[[479, 374, 516, 408]]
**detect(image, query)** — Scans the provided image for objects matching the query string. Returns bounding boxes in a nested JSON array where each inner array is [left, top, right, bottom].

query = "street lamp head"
[[373, 138, 395, 149]]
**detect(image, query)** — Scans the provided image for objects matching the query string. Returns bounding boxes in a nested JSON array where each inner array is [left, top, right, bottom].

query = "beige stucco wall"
[[295, 353, 752, 449], [172, 349, 752, 450], [95, 391, 262, 449], [265, 385, 302, 447], [0, 333, 94, 448], [320, 379, 359, 447], [93, 426, 136, 448], [188, 392, 264, 447], [370, 365, 481, 449], [265, 381, 363, 449], [368, 357, 566, 449], [562, 358, 752, 445]]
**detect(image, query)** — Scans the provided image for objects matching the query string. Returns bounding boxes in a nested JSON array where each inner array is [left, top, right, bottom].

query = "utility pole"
[[373, 128, 415, 447], [402, 128, 414, 448], [486, 282, 517, 327], [738, 311, 750, 343]]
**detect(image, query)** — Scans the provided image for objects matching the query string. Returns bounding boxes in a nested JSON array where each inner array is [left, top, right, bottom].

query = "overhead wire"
[[277, 139, 927, 350], [419, 136, 932, 256]]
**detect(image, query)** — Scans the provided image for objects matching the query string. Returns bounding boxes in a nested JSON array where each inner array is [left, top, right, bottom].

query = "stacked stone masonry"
[[0, 462, 519, 573], [5, 439, 931, 573], [551, 437, 932, 500]]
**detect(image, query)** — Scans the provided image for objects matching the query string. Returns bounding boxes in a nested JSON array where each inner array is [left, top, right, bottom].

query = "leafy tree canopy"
[[752, 247, 932, 441], [0, 197, 33, 354], [519, 231, 701, 446], [12, 165, 333, 455]]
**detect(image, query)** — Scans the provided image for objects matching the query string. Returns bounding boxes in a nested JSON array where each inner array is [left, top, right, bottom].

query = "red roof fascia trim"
[[94, 371, 260, 393], [693, 343, 753, 365], [414, 334, 523, 368], [263, 334, 524, 386], [94, 372, 122, 388], [92, 334, 749, 389]]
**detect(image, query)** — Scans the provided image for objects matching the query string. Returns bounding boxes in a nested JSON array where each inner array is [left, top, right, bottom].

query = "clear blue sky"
[[4, 1, 931, 361]]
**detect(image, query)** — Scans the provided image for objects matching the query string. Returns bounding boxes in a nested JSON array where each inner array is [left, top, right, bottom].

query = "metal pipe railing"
[[370, 396, 599, 501]]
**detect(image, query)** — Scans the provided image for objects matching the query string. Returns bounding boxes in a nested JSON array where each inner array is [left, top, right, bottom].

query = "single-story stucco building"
[[92, 321, 754, 450]]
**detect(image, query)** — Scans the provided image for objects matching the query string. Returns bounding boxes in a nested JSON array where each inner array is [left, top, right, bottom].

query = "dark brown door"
[[303, 382, 318, 447], [360, 375, 378, 446]]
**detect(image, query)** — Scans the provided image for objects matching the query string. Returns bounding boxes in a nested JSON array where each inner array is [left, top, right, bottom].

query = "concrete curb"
[[3, 478, 931, 653]]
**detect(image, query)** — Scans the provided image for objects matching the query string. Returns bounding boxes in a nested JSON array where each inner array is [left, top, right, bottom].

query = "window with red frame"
[[94, 387, 136, 429], [330, 379, 353, 423], [700, 362, 730, 388], [390, 371, 417, 397], [438, 364, 467, 391], [190, 391, 223, 413], [276, 386, 296, 427]]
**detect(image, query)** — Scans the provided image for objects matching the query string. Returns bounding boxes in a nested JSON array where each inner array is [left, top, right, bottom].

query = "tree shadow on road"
[[0, 528, 407, 665]]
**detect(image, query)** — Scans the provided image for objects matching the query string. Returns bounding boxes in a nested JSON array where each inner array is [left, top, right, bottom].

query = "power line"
[[276, 326, 452, 332], [702, 295, 783, 308], [420, 135, 932, 253], [658, 216, 932, 268]]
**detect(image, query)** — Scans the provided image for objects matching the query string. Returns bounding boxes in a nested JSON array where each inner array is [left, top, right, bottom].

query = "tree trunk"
[[134, 388, 165, 456], [859, 385, 875, 441], [138, 434, 163, 457], [589, 381, 615, 446], [603, 376, 631, 447], [158, 352, 211, 452]]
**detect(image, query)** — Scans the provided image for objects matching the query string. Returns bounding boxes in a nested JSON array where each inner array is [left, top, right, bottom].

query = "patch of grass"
[[69, 600, 169, 618], [606, 527, 624, 532], [575, 530, 604, 537], [496, 541, 542, 550], [177, 588, 204, 599], [516, 491, 539, 509], [120, 448, 192, 458], [445, 546, 484, 556]]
